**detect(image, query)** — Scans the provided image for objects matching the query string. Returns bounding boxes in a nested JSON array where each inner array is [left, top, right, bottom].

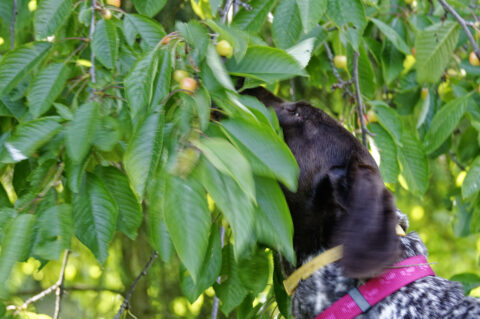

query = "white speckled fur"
[[291, 211, 480, 319]]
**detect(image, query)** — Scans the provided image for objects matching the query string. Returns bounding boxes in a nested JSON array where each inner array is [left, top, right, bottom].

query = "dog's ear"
[[335, 158, 400, 278]]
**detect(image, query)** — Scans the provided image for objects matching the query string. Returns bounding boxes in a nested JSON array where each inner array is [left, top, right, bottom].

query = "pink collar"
[[316, 255, 435, 319]]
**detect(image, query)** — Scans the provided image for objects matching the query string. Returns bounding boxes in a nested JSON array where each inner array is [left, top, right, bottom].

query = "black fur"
[[243, 87, 480, 318], [243, 87, 400, 278]]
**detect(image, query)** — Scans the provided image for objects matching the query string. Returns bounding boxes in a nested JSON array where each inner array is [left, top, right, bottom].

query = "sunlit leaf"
[[232, 0, 275, 33], [0, 117, 61, 163], [416, 21, 459, 83], [226, 45, 307, 83], [34, 0, 72, 39], [398, 130, 429, 196], [92, 19, 118, 69], [195, 159, 255, 257], [424, 94, 472, 154], [272, 0, 302, 49], [222, 117, 299, 192], [193, 137, 255, 201], [463, 157, 480, 200]]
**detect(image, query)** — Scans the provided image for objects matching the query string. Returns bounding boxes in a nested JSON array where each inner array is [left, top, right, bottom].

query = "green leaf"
[[204, 20, 249, 61], [193, 138, 255, 201], [415, 21, 460, 83], [450, 273, 480, 295], [97, 167, 142, 240], [424, 94, 472, 154], [146, 172, 174, 262], [206, 44, 235, 91], [92, 19, 118, 69], [123, 14, 166, 49], [296, 0, 327, 33], [34, 0, 72, 39], [398, 130, 429, 196], [124, 50, 159, 116], [0, 214, 35, 297], [272, 0, 302, 49], [177, 20, 210, 62], [151, 50, 172, 106], [287, 37, 315, 68], [238, 248, 270, 294], [371, 101, 403, 144], [382, 40, 404, 85], [124, 111, 164, 200], [93, 116, 121, 152], [357, 43, 375, 99], [326, 0, 366, 48], [32, 204, 72, 261], [27, 63, 70, 118], [254, 176, 295, 264], [370, 18, 410, 55], [369, 123, 399, 184], [226, 45, 307, 83], [180, 226, 222, 303], [53, 103, 73, 120], [222, 118, 299, 192], [73, 173, 118, 264], [1, 117, 61, 163], [66, 102, 99, 163], [164, 175, 211, 281], [463, 157, 480, 200], [131, 0, 166, 18], [231, 0, 275, 33], [214, 245, 249, 315], [0, 41, 52, 97], [195, 159, 255, 257]]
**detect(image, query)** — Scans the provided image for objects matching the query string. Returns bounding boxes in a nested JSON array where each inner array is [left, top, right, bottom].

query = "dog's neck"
[[290, 232, 428, 318]]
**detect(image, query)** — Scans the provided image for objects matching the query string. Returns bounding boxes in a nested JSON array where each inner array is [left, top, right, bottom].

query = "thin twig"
[[114, 251, 159, 319], [7, 250, 71, 314], [438, 0, 480, 59], [353, 51, 368, 147], [10, 0, 17, 49], [89, 0, 97, 98], [449, 151, 466, 171], [15, 286, 124, 296], [211, 226, 225, 319], [221, 0, 234, 24], [323, 42, 355, 99], [53, 250, 70, 319]]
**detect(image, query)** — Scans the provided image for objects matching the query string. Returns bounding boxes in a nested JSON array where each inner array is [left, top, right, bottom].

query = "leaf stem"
[[438, 0, 480, 59]]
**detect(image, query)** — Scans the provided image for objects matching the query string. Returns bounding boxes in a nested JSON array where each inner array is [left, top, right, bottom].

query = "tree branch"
[[438, 0, 480, 59], [114, 251, 159, 319], [89, 0, 97, 98], [10, 0, 17, 49], [53, 250, 70, 319], [353, 51, 368, 147], [7, 250, 70, 314]]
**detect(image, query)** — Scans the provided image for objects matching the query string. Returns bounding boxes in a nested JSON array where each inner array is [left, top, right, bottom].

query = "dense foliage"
[[0, 0, 480, 318]]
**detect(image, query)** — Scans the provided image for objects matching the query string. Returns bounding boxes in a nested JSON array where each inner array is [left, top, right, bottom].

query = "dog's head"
[[244, 87, 401, 278]]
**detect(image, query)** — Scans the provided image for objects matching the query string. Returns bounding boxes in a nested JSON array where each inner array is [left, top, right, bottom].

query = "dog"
[[243, 87, 480, 318]]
